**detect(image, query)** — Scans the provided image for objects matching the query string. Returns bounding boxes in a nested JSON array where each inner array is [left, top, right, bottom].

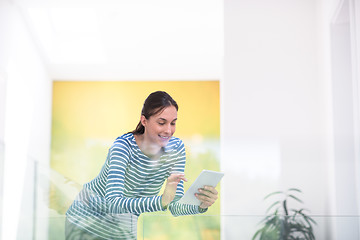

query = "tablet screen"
[[177, 170, 224, 206]]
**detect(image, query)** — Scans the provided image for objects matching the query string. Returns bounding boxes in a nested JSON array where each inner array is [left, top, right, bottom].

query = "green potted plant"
[[252, 188, 316, 240]]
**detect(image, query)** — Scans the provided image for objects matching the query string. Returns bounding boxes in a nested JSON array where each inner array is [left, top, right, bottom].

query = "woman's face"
[[141, 105, 177, 147]]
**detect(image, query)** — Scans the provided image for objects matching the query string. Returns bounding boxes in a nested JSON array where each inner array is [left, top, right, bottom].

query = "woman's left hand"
[[195, 185, 218, 209]]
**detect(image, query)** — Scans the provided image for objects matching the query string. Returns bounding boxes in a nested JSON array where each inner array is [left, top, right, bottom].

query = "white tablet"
[[177, 170, 224, 206]]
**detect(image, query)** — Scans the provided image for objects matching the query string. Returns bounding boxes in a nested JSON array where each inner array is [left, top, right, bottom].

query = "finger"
[[169, 173, 184, 177], [195, 193, 216, 206], [198, 188, 218, 200], [175, 175, 187, 182], [203, 186, 218, 195], [177, 175, 188, 182], [177, 174, 188, 182], [168, 174, 187, 183], [168, 174, 184, 181], [196, 190, 218, 202], [196, 195, 215, 205]]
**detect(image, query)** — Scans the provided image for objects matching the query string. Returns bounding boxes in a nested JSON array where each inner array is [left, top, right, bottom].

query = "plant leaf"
[[302, 215, 317, 226], [288, 194, 304, 203], [252, 229, 261, 240], [291, 208, 309, 213], [257, 188, 316, 240], [296, 210, 317, 225], [287, 188, 302, 193], [264, 191, 283, 200], [283, 200, 289, 216], [266, 200, 281, 214]]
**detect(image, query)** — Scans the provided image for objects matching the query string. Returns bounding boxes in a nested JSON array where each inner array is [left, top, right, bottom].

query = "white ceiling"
[[16, 0, 223, 80]]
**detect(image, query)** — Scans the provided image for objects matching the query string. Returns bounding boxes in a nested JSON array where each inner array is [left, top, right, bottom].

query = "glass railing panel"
[[33, 161, 80, 240], [142, 215, 360, 240], [31, 162, 360, 240], [0, 142, 4, 240], [141, 214, 221, 240], [36, 214, 360, 239]]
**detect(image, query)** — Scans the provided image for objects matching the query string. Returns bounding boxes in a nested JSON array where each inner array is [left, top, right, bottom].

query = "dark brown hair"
[[131, 91, 178, 135]]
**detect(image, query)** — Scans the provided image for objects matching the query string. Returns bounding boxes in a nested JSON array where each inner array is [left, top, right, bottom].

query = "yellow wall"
[[51, 81, 219, 183], [50, 81, 220, 240]]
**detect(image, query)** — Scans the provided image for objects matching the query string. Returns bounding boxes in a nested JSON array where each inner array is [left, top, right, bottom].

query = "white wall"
[[0, 4, 11, 239], [0, 31, 6, 240], [223, 0, 360, 239], [0, 53, 6, 240], [322, 0, 360, 238], [0, 2, 52, 240], [222, 0, 330, 239]]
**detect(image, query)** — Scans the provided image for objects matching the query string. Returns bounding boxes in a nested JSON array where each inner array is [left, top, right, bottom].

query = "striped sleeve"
[[167, 141, 208, 216], [105, 141, 164, 215]]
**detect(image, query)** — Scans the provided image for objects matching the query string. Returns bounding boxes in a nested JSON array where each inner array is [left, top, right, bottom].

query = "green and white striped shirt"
[[66, 133, 206, 239]]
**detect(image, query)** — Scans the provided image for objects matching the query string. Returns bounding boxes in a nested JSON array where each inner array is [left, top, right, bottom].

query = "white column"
[[0, 3, 52, 240]]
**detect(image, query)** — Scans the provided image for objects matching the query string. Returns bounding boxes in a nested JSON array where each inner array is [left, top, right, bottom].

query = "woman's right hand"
[[161, 173, 187, 208]]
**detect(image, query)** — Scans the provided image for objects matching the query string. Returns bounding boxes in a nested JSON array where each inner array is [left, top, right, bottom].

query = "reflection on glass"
[[31, 168, 360, 240], [0, 142, 4, 239], [34, 162, 81, 240]]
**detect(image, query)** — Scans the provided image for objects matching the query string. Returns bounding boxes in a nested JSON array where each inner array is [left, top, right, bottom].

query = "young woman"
[[65, 91, 219, 240]]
